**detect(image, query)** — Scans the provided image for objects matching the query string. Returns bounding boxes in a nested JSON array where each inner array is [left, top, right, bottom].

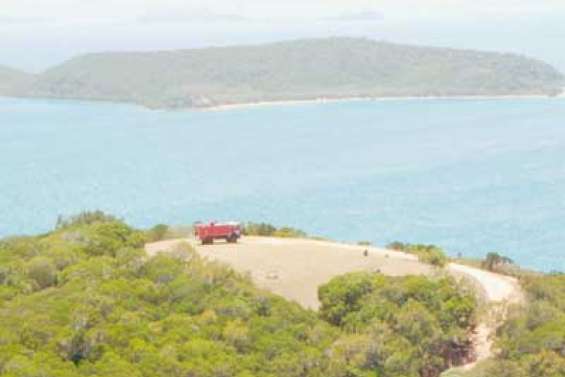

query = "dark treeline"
[[242, 222, 307, 238]]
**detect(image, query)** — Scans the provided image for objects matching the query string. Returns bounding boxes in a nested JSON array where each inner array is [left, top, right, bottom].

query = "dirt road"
[[447, 263, 524, 370], [146, 236, 524, 368]]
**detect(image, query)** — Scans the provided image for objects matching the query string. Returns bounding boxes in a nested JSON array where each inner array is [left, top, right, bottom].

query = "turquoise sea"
[[1, 97, 564, 271]]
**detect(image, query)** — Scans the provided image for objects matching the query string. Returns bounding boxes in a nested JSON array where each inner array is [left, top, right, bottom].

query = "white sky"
[[2, 0, 564, 20], [2, 0, 565, 72]]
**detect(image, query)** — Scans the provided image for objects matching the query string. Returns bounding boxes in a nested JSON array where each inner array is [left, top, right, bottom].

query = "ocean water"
[[1, 97, 564, 271]]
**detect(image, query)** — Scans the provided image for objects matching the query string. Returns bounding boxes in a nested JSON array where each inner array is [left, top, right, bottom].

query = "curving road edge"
[[447, 263, 525, 370]]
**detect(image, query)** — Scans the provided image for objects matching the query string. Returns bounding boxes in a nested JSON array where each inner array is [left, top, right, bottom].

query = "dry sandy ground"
[[448, 264, 523, 303], [146, 236, 434, 309], [146, 236, 524, 370]]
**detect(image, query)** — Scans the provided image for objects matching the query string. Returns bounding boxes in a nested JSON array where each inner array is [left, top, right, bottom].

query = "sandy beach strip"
[[203, 93, 561, 112]]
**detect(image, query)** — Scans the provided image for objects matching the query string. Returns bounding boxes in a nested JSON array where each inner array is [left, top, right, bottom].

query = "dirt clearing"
[[146, 236, 434, 309]]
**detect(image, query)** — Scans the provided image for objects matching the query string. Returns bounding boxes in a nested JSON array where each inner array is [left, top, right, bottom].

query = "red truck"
[[194, 221, 242, 244]]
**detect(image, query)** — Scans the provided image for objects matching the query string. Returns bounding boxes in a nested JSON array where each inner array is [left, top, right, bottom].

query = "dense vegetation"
[[387, 242, 449, 267], [0, 214, 479, 377], [318, 273, 477, 377], [0, 216, 337, 377], [12, 38, 564, 109]]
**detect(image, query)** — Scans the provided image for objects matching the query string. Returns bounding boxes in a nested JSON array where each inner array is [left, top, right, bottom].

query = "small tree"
[[482, 252, 514, 272], [55, 211, 118, 230], [386, 241, 407, 251], [387, 242, 448, 267], [146, 224, 169, 242]]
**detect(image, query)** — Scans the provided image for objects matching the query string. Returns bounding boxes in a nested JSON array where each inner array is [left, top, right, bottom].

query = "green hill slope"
[[21, 38, 564, 109], [0, 65, 34, 96], [0, 212, 478, 377]]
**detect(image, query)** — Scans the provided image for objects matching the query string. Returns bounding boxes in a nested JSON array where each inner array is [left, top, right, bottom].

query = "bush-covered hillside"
[[17, 38, 564, 109], [0, 217, 337, 377], [0, 213, 478, 377], [319, 272, 477, 377], [446, 274, 565, 377], [0, 65, 33, 96]]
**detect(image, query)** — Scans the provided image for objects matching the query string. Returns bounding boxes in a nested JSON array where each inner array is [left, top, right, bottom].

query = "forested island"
[[1, 38, 564, 109], [0, 213, 563, 377]]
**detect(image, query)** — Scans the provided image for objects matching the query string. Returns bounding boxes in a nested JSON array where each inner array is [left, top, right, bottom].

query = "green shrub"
[[482, 252, 514, 272], [242, 222, 277, 236], [145, 224, 169, 242], [26, 256, 57, 290], [272, 227, 307, 238], [387, 242, 448, 267], [55, 211, 119, 230], [243, 222, 307, 238]]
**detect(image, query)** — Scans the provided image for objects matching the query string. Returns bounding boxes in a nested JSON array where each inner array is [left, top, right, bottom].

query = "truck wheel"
[[227, 234, 238, 243]]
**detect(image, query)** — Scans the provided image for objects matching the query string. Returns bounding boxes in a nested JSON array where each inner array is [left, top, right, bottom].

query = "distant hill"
[[0, 65, 34, 96], [14, 38, 565, 109]]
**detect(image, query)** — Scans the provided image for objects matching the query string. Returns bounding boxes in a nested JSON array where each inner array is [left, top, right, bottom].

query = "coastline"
[[203, 93, 562, 112], [2, 91, 563, 112]]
